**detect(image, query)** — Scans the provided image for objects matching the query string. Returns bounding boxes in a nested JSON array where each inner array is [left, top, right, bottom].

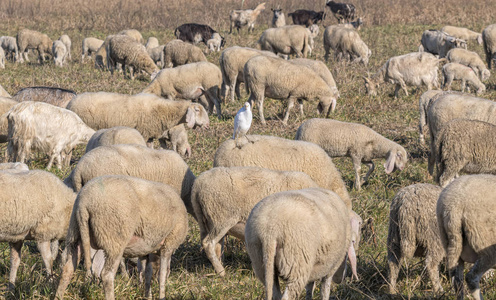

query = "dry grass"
[[0, 0, 495, 299]]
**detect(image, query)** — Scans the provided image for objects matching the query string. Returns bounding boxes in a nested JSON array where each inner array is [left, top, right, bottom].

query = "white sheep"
[[437, 174, 496, 300], [257, 25, 311, 58], [446, 48, 491, 81], [7, 101, 95, 169], [161, 39, 207, 68], [271, 8, 286, 28], [85, 126, 147, 153], [418, 89, 445, 144], [244, 55, 336, 125], [117, 28, 144, 44], [229, 2, 266, 34], [0, 36, 18, 61], [442, 62, 485, 94], [52, 40, 67, 67], [296, 118, 408, 190], [81, 37, 104, 62], [16, 29, 52, 63], [245, 188, 361, 299], [191, 166, 319, 275], [482, 24, 496, 69], [441, 25, 483, 44], [58, 34, 71, 62], [145, 36, 159, 49], [364, 52, 442, 98], [159, 124, 191, 158], [55, 175, 188, 300], [419, 30, 467, 58], [324, 26, 371, 65], [206, 33, 224, 53]]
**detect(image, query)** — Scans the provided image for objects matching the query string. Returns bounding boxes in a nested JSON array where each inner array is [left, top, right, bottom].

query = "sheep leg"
[[235, 80, 242, 100], [466, 255, 496, 300], [394, 84, 401, 99], [158, 250, 173, 300], [46, 154, 55, 170], [297, 99, 304, 117], [425, 253, 443, 293], [445, 75, 454, 91], [388, 254, 400, 294], [205, 89, 222, 119], [461, 80, 467, 93], [143, 256, 153, 299], [55, 243, 81, 299], [399, 79, 408, 97], [37, 241, 54, 277], [51, 240, 59, 264], [362, 161, 375, 185], [282, 97, 297, 125], [8, 241, 23, 289], [101, 252, 124, 300], [202, 224, 235, 276], [256, 96, 266, 125], [305, 281, 315, 300], [129, 66, 135, 81], [281, 278, 307, 300], [319, 276, 333, 300], [450, 260, 465, 300], [351, 156, 362, 190]]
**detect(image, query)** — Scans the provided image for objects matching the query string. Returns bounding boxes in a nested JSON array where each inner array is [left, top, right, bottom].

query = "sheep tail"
[[442, 207, 464, 273], [263, 240, 277, 300], [77, 202, 93, 277]]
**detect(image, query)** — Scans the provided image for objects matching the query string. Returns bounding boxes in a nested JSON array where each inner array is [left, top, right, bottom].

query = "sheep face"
[[482, 69, 491, 81], [186, 103, 210, 129], [384, 147, 407, 174], [363, 77, 377, 96], [317, 98, 334, 117]]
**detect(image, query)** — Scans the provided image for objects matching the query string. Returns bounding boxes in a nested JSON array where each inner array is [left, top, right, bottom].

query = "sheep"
[[0, 47, 5, 69], [0, 162, 29, 171], [58, 34, 71, 62], [244, 55, 336, 125], [52, 40, 67, 67], [174, 23, 217, 45], [13, 86, 76, 108], [306, 24, 319, 56], [65, 144, 197, 216], [287, 9, 325, 27], [418, 89, 445, 144], [81, 37, 104, 62], [0, 170, 76, 288], [219, 46, 277, 103], [67, 92, 209, 144], [326, 0, 356, 23], [117, 29, 144, 44], [441, 25, 483, 44], [7, 101, 95, 169], [229, 2, 266, 34], [142, 62, 222, 118], [446, 48, 491, 81], [0, 96, 18, 143], [387, 183, 444, 294], [85, 126, 147, 153], [206, 33, 225, 53], [442, 62, 486, 94], [0, 36, 18, 61], [257, 25, 311, 58], [106, 35, 159, 80], [364, 52, 442, 98], [482, 24, 496, 69], [0, 84, 10, 98], [159, 124, 191, 158], [296, 118, 408, 190], [145, 36, 159, 50], [191, 166, 320, 276], [214, 134, 352, 207], [436, 174, 496, 300], [16, 29, 52, 63], [323, 26, 371, 65], [161, 39, 207, 68], [271, 8, 286, 28], [419, 30, 467, 58], [147, 45, 165, 67], [55, 175, 188, 300], [245, 188, 361, 300]]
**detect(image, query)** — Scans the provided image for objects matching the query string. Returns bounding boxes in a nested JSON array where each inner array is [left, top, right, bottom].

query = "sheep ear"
[[384, 150, 396, 174], [186, 107, 196, 129], [348, 243, 358, 281]]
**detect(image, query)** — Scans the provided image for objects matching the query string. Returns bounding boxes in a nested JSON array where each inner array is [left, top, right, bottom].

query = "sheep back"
[[85, 126, 147, 153], [162, 39, 207, 68], [13, 86, 76, 108]]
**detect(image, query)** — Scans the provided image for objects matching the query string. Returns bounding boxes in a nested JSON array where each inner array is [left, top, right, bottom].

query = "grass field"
[[0, 0, 495, 299]]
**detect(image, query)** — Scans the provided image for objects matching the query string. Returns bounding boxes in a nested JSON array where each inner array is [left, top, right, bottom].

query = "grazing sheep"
[[0, 162, 29, 171], [0, 97, 18, 143], [326, 0, 356, 23], [159, 124, 191, 158], [65, 144, 197, 215], [271, 8, 286, 28], [117, 29, 144, 44], [145, 37, 159, 50], [147, 45, 165, 67], [441, 26, 483, 44], [214, 135, 352, 207], [437, 174, 496, 300], [0, 84, 10, 98], [244, 55, 336, 125], [81, 37, 104, 62], [442, 62, 485, 94], [482, 24, 496, 69], [435, 119, 496, 187], [174, 23, 217, 45], [58, 34, 71, 62], [191, 166, 319, 275], [229, 2, 266, 34], [219, 46, 277, 103], [0, 170, 76, 288], [52, 40, 67, 67], [7, 101, 95, 169], [287, 9, 325, 27], [67, 92, 209, 144], [0, 36, 18, 61], [364, 52, 442, 98], [296, 118, 408, 190], [142, 62, 222, 118], [106, 35, 159, 80], [206, 33, 225, 53], [446, 48, 491, 81], [85, 126, 147, 153], [387, 184, 444, 294], [13, 86, 76, 108], [56, 175, 188, 300], [245, 188, 361, 300], [0, 47, 5, 69], [324, 26, 370, 65], [419, 30, 467, 58], [257, 25, 311, 58], [16, 29, 52, 63], [161, 39, 207, 68], [418, 89, 445, 144]]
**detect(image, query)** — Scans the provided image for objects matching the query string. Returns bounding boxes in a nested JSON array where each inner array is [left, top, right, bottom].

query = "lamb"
[[16, 29, 52, 63], [214, 135, 352, 206], [271, 8, 286, 28], [81, 37, 104, 62], [418, 89, 445, 144], [206, 33, 225, 53], [147, 45, 165, 67], [161, 39, 207, 68], [142, 62, 222, 118], [13, 86, 76, 108], [0, 84, 10, 98], [245, 188, 361, 300], [85, 126, 147, 153], [0, 170, 76, 288], [7, 101, 95, 169], [446, 48, 491, 81], [482, 24, 496, 69], [326, 0, 356, 23], [441, 25, 483, 44], [174, 23, 217, 45], [65, 144, 197, 215], [55, 175, 188, 300], [0, 36, 18, 61], [244, 55, 336, 125], [436, 174, 496, 300], [257, 25, 311, 58], [58, 34, 71, 62], [364, 52, 442, 98], [219, 46, 277, 103], [52, 40, 67, 67], [387, 184, 444, 294], [191, 166, 320, 275], [145, 36, 159, 49], [323, 26, 371, 64], [106, 35, 159, 80], [419, 30, 467, 58], [296, 118, 408, 190], [0, 47, 4, 69], [442, 62, 486, 94], [117, 29, 144, 44], [159, 124, 191, 158], [306, 24, 319, 56], [229, 2, 266, 34], [67, 92, 209, 144], [0, 162, 29, 171], [287, 9, 325, 27], [0, 97, 18, 143]]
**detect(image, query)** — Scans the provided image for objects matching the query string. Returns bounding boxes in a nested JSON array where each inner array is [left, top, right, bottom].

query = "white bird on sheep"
[[233, 102, 252, 142]]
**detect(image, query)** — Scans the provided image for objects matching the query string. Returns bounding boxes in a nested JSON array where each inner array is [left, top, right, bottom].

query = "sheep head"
[[363, 77, 377, 96]]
